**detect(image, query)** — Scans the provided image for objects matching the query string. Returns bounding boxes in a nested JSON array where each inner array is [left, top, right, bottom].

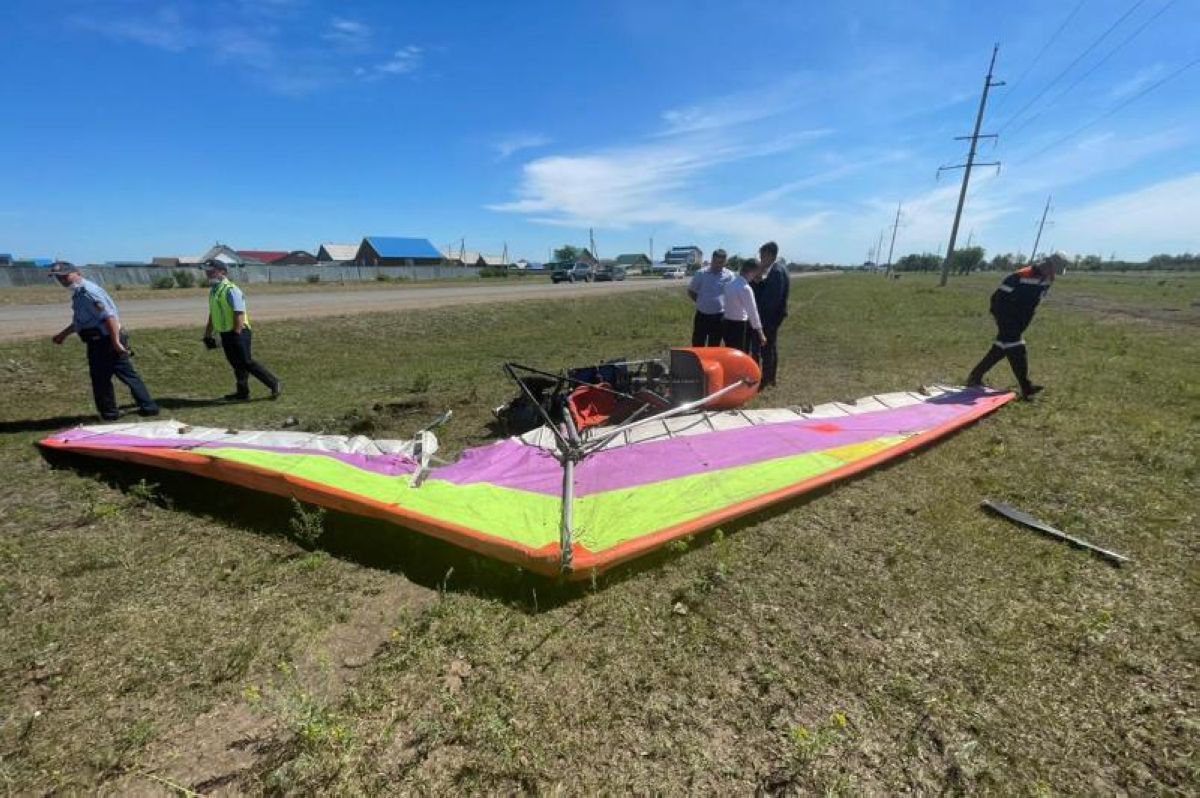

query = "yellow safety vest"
[[209, 280, 251, 333]]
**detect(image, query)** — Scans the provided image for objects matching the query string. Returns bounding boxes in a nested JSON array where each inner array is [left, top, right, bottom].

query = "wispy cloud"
[[374, 46, 423, 75], [73, 7, 194, 52], [72, 3, 422, 95], [1052, 171, 1200, 257], [489, 127, 841, 251], [493, 134, 553, 160], [354, 46, 423, 80], [1109, 63, 1167, 100], [323, 18, 372, 52]]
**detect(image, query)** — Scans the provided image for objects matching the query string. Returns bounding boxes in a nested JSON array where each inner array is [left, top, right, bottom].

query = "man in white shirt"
[[687, 249, 734, 346], [722, 259, 767, 354]]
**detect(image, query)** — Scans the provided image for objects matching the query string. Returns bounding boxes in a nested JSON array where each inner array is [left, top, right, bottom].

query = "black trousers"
[[721, 319, 753, 354], [220, 329, 279, 397], [85, 331, 157, 420], [691, 311, 724, 347], [752, 323, 781, 385], [968, 314, 1032, 390]]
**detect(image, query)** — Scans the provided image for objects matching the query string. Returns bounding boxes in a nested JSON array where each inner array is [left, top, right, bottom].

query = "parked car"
[[594, 266, 627, 282], [660, 266, 687, 279], [551, 262, 595, 283]]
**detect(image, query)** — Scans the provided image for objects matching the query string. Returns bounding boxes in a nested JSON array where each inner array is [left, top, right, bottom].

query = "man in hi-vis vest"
[[202, 260, 282, 401]]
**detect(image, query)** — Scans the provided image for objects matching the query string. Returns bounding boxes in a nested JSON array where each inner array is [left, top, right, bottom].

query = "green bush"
[[480, 265, 509, 278], [172, 269, 196, 288], [151, 275, 176, 290], [306, 274, 321, 284]]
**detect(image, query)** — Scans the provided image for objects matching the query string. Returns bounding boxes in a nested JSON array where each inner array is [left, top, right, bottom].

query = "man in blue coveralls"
[[49, 261, 159, 420]]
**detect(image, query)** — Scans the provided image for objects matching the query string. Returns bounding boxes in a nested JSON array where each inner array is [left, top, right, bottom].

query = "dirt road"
[[3, 273, 841, 340], [1, 278, 684, 340]]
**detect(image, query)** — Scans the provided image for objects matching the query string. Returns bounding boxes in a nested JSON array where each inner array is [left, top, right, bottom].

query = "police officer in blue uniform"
[[966, 253, 1065, 399], [49, 262, 159, 420]]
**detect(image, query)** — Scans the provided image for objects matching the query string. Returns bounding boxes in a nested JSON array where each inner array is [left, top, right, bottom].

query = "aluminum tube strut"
[[560, 456, 575, 574], [559, 408, 583, 574], [581, 379, 751, 455]]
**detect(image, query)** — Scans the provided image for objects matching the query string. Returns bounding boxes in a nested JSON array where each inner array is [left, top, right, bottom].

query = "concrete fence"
[[0, 263, 485, 289]]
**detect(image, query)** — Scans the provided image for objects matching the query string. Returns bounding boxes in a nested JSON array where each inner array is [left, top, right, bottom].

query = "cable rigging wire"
[[1014, 55, 1200, 165], [1004, 0, 1181, 142], [997, 0, 1149, 134], [992, 0, 1089, 115]]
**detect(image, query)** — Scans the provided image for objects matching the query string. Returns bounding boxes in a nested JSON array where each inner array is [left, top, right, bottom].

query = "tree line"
[[891, 249, 1200, 273]]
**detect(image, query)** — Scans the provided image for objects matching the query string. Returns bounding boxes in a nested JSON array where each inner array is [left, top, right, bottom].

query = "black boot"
[[1004, 345, 1042, 398], [967, 345, 1005, 387]]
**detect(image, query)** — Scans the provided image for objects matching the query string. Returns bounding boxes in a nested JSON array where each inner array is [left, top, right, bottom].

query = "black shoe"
[[1021, 384, 1044, 400], [270, 382, 283, 400], [965, 378, 985, 389], [223, 392, 250, 402], [138, 407, 160, 417], [100, 414, 121, 422]]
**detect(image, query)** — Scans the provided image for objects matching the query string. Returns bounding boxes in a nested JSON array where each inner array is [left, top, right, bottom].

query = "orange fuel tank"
[[671, 347, 761, 409]]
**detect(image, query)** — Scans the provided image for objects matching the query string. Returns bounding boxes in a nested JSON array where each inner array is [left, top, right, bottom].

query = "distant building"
[[105, 261, 151, 268], [275, 250, 319, 265], [12, 257, 54, 268], [355, 237, 443, 266], [615, 253, 652, 269], [317, 243, 359, 263], [0, 254, 12, 266], [237, 250, 289, 265], [199, 244, 245, 267], [665, 245, 703, 267], [443, 250, 481, 267], [152, 256, 203, 268]]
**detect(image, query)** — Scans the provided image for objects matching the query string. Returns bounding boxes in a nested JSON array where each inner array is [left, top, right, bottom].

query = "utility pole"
[[649, 235, 654, 262], [938, 44, 1004, 287], [589, 228, 598, 261], [875, 229, 885, 269], [966, 229, 975, 248], [1030, 194, 1052, 262], [885, 202, 903, 275]]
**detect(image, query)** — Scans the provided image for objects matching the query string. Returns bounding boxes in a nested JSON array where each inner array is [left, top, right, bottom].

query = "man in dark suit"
[[750, 241, 790, 388]]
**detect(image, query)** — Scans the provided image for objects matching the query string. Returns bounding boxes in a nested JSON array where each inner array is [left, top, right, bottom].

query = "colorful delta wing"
[[38, 386, 1013, 578]]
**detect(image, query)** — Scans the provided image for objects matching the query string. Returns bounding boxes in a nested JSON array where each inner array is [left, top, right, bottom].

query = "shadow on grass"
[[0, 415, 96, 434], [38, 447, 585, 610], [155, 396, 246, 410], [0, 398, 243, 435], [38, 414, 988, 613]]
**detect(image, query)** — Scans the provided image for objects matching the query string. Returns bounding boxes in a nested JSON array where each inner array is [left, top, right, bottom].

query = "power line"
[[1016, 55, 1200, 164], [993, 0, 1088, 115], [997, 0, 1148, 134], [885, 202, 903, 276], [1030, 195, 1053, 262], [939, 45, 1005, 287], [1005, 0, 1181, 142]]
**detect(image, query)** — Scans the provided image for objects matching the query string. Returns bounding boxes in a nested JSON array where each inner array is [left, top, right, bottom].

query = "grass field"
[[1, 273, 1196, 794]]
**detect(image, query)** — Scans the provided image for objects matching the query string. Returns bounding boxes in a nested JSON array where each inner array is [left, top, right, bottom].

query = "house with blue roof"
[[355, 237, 444, 266]]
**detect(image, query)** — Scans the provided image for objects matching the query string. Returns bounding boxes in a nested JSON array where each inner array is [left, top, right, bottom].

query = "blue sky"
[[2, 0, 1197, 264]]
